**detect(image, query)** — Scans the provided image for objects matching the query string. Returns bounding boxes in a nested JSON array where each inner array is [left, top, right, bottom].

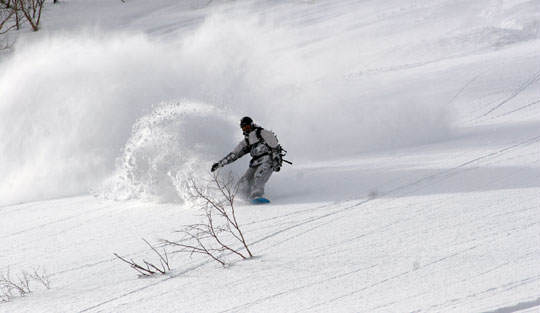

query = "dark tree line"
[[0, 0, 48, 32], [0, 0, 57, 49]]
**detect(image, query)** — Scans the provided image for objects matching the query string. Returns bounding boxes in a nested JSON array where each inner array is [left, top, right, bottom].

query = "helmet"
[[240, 116, 253, 127], [240, 116, 254, 133]]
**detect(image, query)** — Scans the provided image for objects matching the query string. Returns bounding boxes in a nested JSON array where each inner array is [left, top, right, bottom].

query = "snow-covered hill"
[[1, 0, 539, 312]]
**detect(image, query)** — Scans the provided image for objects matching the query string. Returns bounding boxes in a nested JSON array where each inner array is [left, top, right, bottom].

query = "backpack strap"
[[256, 127, 270, 148], [255, 127, 263, 142]]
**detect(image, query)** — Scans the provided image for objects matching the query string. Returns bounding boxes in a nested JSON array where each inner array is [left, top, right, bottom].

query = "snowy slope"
[[1, 0, 540, 312]]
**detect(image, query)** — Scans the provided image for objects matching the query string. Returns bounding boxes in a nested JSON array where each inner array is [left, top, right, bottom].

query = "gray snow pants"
[[238, 161, 273, 199]]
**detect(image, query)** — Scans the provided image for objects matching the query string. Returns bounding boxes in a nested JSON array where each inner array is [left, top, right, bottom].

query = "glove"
[[211, 162, 221, 172]]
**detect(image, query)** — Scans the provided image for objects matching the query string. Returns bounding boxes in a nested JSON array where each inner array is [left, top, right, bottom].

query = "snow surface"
[[1, 0, 540, 312]]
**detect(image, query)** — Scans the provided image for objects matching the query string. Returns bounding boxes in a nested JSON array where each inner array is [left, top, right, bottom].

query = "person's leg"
[[249, 162, 273, 199], [238, 167, 256, 199]]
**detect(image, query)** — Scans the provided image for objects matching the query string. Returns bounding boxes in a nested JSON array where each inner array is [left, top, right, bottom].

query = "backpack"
[[248, 127, 291, 171]]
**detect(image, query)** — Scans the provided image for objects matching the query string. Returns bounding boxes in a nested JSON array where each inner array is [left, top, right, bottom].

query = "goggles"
[[241, 124, 252, 132]]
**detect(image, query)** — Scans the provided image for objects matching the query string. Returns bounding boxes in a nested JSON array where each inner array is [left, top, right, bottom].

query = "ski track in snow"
[[481, 69, 540, 118], [481, 296, 540, 313], [445, 74, 482, 107], [493, 98, 540, 119], [379, 135, 540, 198], [0, 204, 114, 240], [77, 260, 213, 313], [217, 264, 380, 313], [299, 246, 540, 313], [296, 246, 481, 313], [425, 275, 540, 313]]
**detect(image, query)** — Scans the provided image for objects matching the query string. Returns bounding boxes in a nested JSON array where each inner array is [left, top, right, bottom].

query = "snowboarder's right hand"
[[211, 162, 221, 172]]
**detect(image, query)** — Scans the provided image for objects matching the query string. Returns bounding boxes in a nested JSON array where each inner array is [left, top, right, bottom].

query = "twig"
[[114, 239, 171, 277]]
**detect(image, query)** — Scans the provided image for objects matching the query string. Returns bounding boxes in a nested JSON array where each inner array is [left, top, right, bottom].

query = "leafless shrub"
[[162, 172, 253, 266], [0, 268, 44, 302], [1, 1, 22, 32], [114, 239, 171, 277], [30, 267, 51, 289], [14, 0, 46, 31], [0, 0, 47, 49]]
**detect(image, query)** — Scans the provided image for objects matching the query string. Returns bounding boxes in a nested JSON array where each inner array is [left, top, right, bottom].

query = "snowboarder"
[[211, 116, 283, 202]]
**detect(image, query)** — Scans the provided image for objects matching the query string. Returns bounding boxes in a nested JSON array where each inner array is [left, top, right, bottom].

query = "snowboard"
[[251, 197, 270, 204]]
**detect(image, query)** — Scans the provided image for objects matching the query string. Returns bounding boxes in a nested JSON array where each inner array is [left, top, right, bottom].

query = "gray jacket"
[[219, 127, 280, 168]]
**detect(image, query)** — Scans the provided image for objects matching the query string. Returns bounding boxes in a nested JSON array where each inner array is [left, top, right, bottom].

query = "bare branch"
[[142, 238, 170, 272], [113, 253, 156, 277], [164, 172, 253, 266], [15, 0, 45, 31], [114, 239, 171, 277], [30, 267, 51, 289], [0, 267, 49, 301]]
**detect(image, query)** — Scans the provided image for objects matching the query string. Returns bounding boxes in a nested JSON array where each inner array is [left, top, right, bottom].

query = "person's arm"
[[211, 141, 249, 172]]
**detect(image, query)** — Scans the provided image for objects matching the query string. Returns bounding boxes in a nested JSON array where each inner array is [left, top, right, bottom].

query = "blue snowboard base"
[[251, 197, 270, 204]]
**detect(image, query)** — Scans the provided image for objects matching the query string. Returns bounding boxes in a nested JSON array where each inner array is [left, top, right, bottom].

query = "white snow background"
[[0, 0, 540, 312]]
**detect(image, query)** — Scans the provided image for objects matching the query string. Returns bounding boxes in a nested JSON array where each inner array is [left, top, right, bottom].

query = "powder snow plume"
[[0, 8, 459, 205], [97, 101, 238, 203]]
